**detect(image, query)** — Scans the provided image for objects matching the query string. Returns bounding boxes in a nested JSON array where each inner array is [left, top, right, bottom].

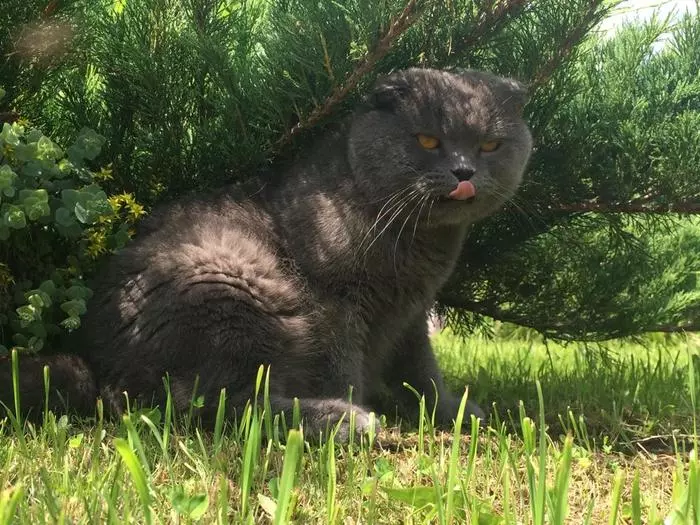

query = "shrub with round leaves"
[[0, 98, 143, 355]]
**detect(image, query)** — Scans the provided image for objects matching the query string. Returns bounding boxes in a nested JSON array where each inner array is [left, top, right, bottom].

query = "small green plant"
[[0, 94, 143, 354]]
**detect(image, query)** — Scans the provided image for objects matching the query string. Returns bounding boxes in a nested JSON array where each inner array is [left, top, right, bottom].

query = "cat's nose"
[[451, 167, 475, 182]]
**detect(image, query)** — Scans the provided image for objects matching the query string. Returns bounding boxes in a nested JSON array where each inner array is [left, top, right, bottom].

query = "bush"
[[0, 90, 142, 354]]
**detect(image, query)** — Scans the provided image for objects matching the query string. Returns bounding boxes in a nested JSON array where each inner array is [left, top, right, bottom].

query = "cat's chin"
[[421, 194, 503, 228]]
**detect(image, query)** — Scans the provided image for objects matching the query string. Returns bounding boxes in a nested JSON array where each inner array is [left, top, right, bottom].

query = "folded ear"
[[366, 73, 412, 111], [457, 69, 530, 115], [497, 77, 529, 115]]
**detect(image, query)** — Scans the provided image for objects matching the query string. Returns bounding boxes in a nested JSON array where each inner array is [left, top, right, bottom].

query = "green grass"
[[0, 331, 698, 523]]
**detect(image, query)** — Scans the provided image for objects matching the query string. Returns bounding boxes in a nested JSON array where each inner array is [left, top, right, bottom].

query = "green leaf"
[[16, 304, 41, 326], [57, 158, 73, 177], [0, 165, 17, 198], [170, 487, 209, 521], [26, 291, 51, 309], [25, 128, 42, 143], [55, 207, 76, 228], [38, 280, 57, 297], [61, 189, 80, 209], [69, 433, 84, 448], [26, 321, 47, 338], [65, 285, 92, 301], [3, 205, 26, 229], [111, 227, 131, 249], [20, 160, 46, 179], [36, 136, 63, 161], [382, 486, 438, 510], [74, 201, 91, 223], [0, 123, 20, 147], [60, 299, 87, 318], [60, 316, 81, 331], [20, 189, 50, 220], [68, 128, 105, 163], [19, 189, 48, 203]]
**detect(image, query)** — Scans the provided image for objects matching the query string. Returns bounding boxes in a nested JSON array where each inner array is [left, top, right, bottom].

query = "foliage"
[[443, 13, 700, 339], [0, 110, 142, 353], [1, 0, 698, 340]]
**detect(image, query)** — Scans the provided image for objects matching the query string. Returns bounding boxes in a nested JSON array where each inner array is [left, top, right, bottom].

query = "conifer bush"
[[1, 0, 698, 345]]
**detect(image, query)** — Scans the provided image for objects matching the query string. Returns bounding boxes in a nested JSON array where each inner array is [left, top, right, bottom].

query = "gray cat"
[[0, 68, 532, 439]]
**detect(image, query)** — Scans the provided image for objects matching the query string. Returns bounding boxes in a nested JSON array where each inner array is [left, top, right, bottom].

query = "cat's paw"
[[334, 406, 381, 444], [303, 398, 380, 443], [435, 396, 486, 429]]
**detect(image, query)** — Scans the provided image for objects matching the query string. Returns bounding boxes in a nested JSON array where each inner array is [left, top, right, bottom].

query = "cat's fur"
[[0, 68, 532, 439]]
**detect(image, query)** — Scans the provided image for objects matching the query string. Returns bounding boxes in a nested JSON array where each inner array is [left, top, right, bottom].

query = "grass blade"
[[551, 434, 573, 524], [608, 469, 624, 525], [274, 429, 303, 525], [326, 429, 337, 525], [213, 387, 227, 453], [240, 406, 260, 517], [0, 484, 24, 524], [114, 437, 152, 525], [445, 387, 468, 524], [631, 470, 641, 525]]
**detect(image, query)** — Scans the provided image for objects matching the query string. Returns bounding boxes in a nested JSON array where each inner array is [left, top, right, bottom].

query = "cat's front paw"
[[435, 395, 486, 429], [303, 398, 380, 443]]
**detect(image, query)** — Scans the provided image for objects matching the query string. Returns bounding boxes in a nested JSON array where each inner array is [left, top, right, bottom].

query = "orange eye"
[[480, 141, 501, 152], [417, 134, 440, 150]]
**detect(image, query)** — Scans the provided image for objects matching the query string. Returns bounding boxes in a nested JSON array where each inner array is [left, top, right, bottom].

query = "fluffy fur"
[[0, 68, 532, 439]]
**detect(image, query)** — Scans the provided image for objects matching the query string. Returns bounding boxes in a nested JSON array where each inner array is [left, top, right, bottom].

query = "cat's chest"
[[312, 274, 431, 348]]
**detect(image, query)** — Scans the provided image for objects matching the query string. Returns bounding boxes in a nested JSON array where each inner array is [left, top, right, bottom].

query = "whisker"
[[426, 197, 435, 227], [362, 190, 421, 257], [393, 194, 426, 269], [357, 186, 415, 251], [412, 195, 431, 244]]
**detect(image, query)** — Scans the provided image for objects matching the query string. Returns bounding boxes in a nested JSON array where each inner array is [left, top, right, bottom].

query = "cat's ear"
[[366, 74, 411, 111], [459, 69, 530, 115], [497, 77, 529, 115]]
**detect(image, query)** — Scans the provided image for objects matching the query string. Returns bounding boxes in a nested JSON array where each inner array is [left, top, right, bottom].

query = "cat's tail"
[[0, 353, 98, 420]]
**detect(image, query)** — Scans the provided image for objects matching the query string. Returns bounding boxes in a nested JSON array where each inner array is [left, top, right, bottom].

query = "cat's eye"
[[417, 134, 440, 150], [480, 141, 501, 153]]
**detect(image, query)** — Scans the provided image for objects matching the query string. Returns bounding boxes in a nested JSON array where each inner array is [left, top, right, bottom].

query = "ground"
[[0, 328, 698, 523]]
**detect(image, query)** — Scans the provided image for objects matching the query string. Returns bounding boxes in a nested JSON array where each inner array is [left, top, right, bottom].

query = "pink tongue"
[[448, 180, 476, 201]]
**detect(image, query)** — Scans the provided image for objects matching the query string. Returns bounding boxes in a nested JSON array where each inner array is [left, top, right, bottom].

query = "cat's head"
[[348, 68, 532, 227]]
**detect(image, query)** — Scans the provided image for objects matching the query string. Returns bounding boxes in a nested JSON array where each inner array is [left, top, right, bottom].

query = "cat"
[[0, 68, 532, 440]]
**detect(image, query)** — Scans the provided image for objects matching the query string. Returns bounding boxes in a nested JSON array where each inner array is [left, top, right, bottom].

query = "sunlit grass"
[[0, 332, 697, 523]]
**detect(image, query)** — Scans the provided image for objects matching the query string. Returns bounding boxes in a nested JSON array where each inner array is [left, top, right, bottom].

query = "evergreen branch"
[[446, 300, 700, 339], [454, 0, 531, 55], [649, 322, 700, 333], [530, 0, 608, 91], [274, 0, 425, 151], [549, 200, 700, 214]]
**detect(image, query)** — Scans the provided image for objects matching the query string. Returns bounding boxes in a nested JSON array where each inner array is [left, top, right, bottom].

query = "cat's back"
[[76, 187, 304, 364], [104, 187, 281, 289]]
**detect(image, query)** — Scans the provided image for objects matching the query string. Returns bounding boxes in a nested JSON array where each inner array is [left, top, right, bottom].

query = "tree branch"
[[274, 0, 425, 151], [451, 0, 532, 57], [550, 200, 700, 214], [442, 299, 700, 339], [530, 0, 609, 91], [647, 323, 700, 333]]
